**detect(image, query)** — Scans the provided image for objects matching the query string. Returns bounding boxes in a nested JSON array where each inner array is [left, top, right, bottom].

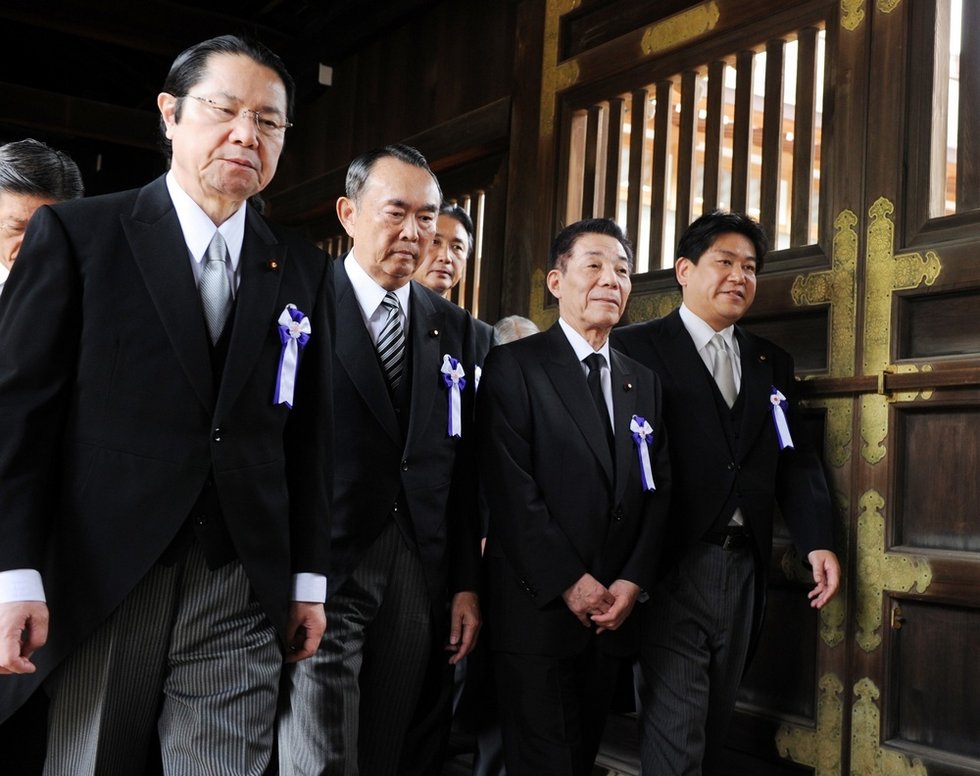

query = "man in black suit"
[[0, 36, 332, 774], [278, 144, 482, 776], [477, 218, 670, 776], [611, 210, 840, 774]]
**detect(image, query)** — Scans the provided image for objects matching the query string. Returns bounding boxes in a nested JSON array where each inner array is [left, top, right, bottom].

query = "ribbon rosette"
[[630, 415, 657, 492], [273, 304, 311, 408], [440, 354, 467, 438], [770, 387, 795, 449]]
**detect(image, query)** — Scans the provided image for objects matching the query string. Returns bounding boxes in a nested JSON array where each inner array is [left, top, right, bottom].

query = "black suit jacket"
[[477, 324, 671, 658], [611, 309, 833, 569], [0, 175, 333, 721], [328, 258, 480, 608]]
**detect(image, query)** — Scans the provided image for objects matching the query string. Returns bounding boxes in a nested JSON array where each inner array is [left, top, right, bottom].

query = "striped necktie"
[[377, 291, 406, 389], [200, 231, 232, 344]]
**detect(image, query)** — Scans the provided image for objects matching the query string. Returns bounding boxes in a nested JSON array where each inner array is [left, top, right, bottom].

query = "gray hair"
[[493, 315, 540, 345], [345, 144, 441, 204], [0, 139, 84, 201]]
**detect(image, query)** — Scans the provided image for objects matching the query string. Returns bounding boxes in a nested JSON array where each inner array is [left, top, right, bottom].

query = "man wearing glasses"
[[0, 138, 84, 299], [0, 35, 333, 775]]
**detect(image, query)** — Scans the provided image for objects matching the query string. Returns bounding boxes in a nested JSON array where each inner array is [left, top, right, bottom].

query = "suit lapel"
[[541, 325, 613, 484], [121, 177, 214, 412], [735, 328, 774, 457], [404, 283, 444, 449], [334, 261, 401, 444], [654, 311, 731, 453], [214, 210, 286, 420], [610, 349, 638, 504]]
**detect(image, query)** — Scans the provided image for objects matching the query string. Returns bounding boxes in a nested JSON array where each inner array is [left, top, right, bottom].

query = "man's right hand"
[[0, 602, 49, 675], [562, 573, 615, 628]]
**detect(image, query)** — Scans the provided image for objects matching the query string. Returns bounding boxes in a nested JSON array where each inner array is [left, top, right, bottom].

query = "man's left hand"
[[446, 591, 481, 664], [807, 550, 841, 609], [592, 579, 641, 634], [284, 601, 326, 663]]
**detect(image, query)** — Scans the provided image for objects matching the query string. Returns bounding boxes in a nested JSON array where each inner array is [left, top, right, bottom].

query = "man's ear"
[[675, 257, 691, 288], [337, 197, 356, 238], [157, 93, 178, 140], [546, 268, 562, 300]]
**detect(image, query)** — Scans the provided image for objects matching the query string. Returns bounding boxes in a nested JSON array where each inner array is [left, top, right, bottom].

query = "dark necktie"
[[584, 353, 614, 452], [377, 291, 406, 390], [200, 231, 231, 344]]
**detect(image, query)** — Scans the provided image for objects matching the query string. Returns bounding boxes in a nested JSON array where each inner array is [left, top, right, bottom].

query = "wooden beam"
[[0, 82, 159, 149]]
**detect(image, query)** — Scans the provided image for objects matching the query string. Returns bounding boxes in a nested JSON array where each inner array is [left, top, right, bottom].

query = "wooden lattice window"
[[561, 25, 827, 272]]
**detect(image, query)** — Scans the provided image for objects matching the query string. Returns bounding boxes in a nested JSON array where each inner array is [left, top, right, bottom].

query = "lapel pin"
[[429, 329, 439, 337], [623, 382, 633, 392], [266, 259, 280, 272], [758, 353, 767, 362]]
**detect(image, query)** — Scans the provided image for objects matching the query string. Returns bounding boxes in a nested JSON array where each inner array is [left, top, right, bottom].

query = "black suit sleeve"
[[477, 345, 588, 606], [0, 206, 80, 571]]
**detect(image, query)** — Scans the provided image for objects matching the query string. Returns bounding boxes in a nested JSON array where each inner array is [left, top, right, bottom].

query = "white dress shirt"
[[344, 252, 411, 344], [678, 303, 742, 393]]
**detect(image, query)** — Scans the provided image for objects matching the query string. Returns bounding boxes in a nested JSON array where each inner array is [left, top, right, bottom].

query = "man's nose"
[[229, 111, 260, 145]]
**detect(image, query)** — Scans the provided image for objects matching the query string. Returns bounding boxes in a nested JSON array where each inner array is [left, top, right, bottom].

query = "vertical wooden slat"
[[648, 79, 673, 268], [792, 28, 818, 246], [675, 70, 698, 240], [626, 88, 648, 248], [703, 61, 726, 213], [730, 50, 754, 214], [956, 0, 980, 211], [760, 38, 785, 244], [604, 97, 625, 219], [581, 104, 601, 219]]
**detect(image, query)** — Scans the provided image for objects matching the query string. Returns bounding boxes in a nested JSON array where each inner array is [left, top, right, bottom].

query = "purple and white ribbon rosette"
[[630, 414, 657, 491], [274, 304, 311, 408], [441, 354, 466, 437], [770, 387, 795, 449]]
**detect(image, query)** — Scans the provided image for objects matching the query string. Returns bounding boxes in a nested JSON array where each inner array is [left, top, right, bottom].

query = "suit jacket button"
[[727, 461, 735, 471], [212, 428, 222, 442], [401, 459, 409, 471], [195, 515, 208, 527], [392, 500, 399, 512], [613, 507, 624, 521]]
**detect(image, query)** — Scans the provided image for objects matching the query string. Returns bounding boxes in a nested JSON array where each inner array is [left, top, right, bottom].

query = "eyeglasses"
[[183, 94, 293, 137]]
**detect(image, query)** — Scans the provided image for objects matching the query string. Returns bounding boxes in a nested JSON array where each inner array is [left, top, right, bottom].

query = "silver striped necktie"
[[377, 291, 406, 389], [199, 231, 232, 344]]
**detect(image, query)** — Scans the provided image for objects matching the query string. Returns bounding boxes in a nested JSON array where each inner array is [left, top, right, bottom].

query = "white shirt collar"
[[165, 171, 246, 270], [0, 262, 9, 288], [344, 251, 412, 326], [557, 317, 612, 366], [679, 303, 738, 355]]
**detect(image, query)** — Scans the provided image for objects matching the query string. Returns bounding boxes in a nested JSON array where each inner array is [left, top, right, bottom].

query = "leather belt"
[[702, 525, 751, 551]]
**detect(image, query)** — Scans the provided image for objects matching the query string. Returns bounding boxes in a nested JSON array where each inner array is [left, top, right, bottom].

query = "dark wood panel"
[[648, 79, 672, 268], [737, 585, 818, 719], [582, 104, 601, 219], [626, 88, 648, 243], [759, 38, 785, 243], [675, 70, 698, 238], [730, 50, 754, 213], [890, 598, 980, 759], [703, 60, 725, 213], [955, 0, 980, 212], [604, 97, 626, 218], [560, 0, 697, 59], [739, 309, 829, 372], [791, 27, 817, 246], [896, 407, 980, 553], [898, 290, 980, 360]]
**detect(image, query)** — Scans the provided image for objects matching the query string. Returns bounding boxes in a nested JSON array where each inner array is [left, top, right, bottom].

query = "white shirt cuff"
[[0, 569, 46, 604], [291, 573, 327, 603]]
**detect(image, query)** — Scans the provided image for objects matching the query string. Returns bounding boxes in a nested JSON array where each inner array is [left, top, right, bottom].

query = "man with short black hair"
[[477, 217, 670, 776], [0, 35, 332, 775], [612, 210, 840, 774], [0, 138, 83, 297]]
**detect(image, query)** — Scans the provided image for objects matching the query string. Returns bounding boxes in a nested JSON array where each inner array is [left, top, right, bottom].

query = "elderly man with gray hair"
[[0, 139, 84, 297]]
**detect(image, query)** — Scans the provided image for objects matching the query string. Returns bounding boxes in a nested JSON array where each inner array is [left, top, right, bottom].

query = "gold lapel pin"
[[266, 259, 280, 272], [758, 353, 767, 362], [429, 329, 440, 337], [623, 382, 633, 392]]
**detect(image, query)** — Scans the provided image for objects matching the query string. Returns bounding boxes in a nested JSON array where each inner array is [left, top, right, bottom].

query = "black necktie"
[[584, 353, 614, 453]]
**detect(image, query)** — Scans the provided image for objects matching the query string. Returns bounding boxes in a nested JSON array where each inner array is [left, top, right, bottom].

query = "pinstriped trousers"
[[635, 540, 757, 776], [278, 520, 433, 776], [43, 541, 281, 776]]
